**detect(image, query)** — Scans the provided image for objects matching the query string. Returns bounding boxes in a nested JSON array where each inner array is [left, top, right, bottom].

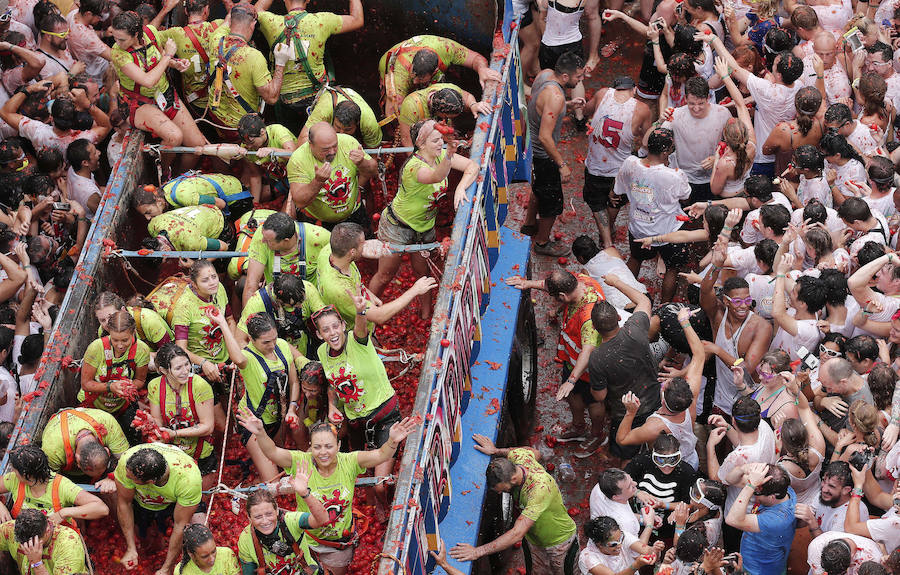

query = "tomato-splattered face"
[[192, 266, 220, 298], [252, 328, 278, 355], [248, 501, 279, 535], [315, 314, 346, 352], [95, 304, 119, 332], [108, 329, 135, 357], [165, 355, 192, 385], [301, 378, 322, 400]]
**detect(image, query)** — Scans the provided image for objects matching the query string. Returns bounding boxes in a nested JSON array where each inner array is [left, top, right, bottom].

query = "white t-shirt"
[[727, 245, 761, 277], [791, 205, 845, 234], [847, 121, 882, 157], [583, 251, 646, 310], [18, 118, 96, 154], [37, 48, 77, 80], [864, 189, 897, 220], [807, 532, 882, 575], [801, 60, 851, 106], [746, 74, 803, 164], [0, 367, 14, 423], [866, 506, 900, 552], [886, 72, 900, 121], [830, 159, 868, 199], [814, 498, 868, 533], [665, 104, 732, 184], [771, 316, 821, 362], [741, 193, 793, 244], [66, 166, 101, 221], [717, 422, 777, 514], [590, 484, 641, 536], [798, 175, 833, 210], [579, 536, 640, 575], [66, 9, 111, 84], [614, 155, 691, 240]]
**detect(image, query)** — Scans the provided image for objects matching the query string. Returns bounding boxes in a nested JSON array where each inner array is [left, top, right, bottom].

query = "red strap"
[[59, 410, 106, 471], [161, 376, 210, 460], [51, 475, 62, 513], [10, 482, 25, 517], [99, 337, 137, 383], [183, 24, 209, 63]]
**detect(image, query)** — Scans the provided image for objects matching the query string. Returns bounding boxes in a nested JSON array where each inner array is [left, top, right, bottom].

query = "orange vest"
[[11, 475, 79, 532], [59, 409, 107, 472], [555, 275, 605, 381]]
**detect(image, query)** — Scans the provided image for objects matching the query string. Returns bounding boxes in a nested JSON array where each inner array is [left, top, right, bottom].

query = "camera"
[[52, 202, 70, 211], [849, 448, 874, 471], [652, 18, 665, 31]]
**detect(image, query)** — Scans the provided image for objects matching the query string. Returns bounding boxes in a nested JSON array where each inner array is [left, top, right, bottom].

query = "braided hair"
[[180, 523, 215, 570]]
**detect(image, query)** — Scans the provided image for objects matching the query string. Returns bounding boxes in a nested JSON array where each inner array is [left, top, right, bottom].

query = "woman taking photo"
[[369, 119, 477, 319], [79, 309, 149, 444], [209, 310, 300, 482], [109, 11, 207, 177], [237, 413, 417, 575], [710, 58, 755, 198], [0, 445, 108, 527], [313, 290, 400, 518], [148, 343, 216, 490], [236, 466, 330, 574], [176, 523, 240, 575]]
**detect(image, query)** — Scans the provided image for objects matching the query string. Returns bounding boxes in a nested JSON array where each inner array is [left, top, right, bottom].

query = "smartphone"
[[652, 17, 665, 31], [52, 202, 70, 211], [844, 27, 864, 53], [675, 2, 683, 15]]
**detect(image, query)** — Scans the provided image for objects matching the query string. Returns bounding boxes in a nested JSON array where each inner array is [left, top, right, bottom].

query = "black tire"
[[507, 289, 538, 445]]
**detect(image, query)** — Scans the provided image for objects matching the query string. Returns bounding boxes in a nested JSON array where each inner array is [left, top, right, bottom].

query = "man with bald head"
[[801, 33, 850, 106], [286, 121, 377, 228]]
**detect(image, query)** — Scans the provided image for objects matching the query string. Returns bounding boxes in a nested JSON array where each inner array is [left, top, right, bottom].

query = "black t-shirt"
[[588, 311, 661, 421], [625, 453, 696, 540]]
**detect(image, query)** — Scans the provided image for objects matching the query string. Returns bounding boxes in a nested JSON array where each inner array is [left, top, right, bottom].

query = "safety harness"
[[9, 475, 80, 532], [165, 171, 253, 209], [158, 375, 212, 460], [120, 26, 167, 107], [273, 11, 333, 101], [272, 222, 307, 280], [259, 286, 307, 342], [58, 409, 107, 472], [210, 35, 258, 114], [182, 22, 219, 103], [239, 345, 290, 443], [249, 513, 311, 575]]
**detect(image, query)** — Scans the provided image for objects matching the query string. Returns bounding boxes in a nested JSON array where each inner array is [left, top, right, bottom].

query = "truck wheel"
[[507, 289, 537, 444]]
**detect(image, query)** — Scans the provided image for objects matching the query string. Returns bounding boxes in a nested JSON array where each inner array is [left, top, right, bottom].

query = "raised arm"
[[236, 407, 294, 468], [207, 308, 248, 369], [603, 272, 651, 315], [338, 0, 364, 33], [848, 252, 895, 307], [118, 38, 176, 89]]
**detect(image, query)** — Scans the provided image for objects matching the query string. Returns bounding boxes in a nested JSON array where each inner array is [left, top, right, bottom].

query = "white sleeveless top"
[[649, 413, 699, 470], [713, 311, 755, 415], [783, 447, 823, 506], [586, 90, 637, 177], [542, 0, 585, 46]]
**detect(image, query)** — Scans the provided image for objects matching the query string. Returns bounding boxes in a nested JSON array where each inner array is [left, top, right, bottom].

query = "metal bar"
[[74, 475, 390, 493], [116, 250, 249, 259], [150, 145, 415, 156]]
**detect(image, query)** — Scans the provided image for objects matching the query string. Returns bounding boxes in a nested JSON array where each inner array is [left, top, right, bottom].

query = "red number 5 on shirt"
[[594, 118, 624, 149]]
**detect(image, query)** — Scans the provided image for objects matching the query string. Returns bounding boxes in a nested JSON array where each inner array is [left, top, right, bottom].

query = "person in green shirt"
[[228, 208, 277, 282], [114, 443, 203, 575], [210, 310, 300, 482], [287, 123, 377, 225], [237, 412, 417, 570], [379, 34, 501, 118], [449, 438, 579, 573], [79, 310, 150, 445], [317, 222, 438, 324], [206, 5, 293, 133], [253, 0, 364, 133], [300, 86, 383, 149], [370, 119, 477, 318], [135, 172, 254, 220], [239, 273, 325, 357], [40, 407, 131, 492], [176, 523, 240, 575], [242, 211, 331, 307], [145, 205, 229, 252], [0, 445, 108, 527], [0, 509, 89, 575], [397, 83, 490, 147], [296, 361, 332, 450], [237, 114, 297, 202], [236, 467, 330, 575], [147, 344, 216, 485], [94, 291, 173, 353]]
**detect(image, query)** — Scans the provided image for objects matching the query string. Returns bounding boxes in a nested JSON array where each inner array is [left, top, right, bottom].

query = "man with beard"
[[287, 122, 377, 229], [520, 52, 585, 257], [36, 12, 80, 79], [796, 461, 867, 538]]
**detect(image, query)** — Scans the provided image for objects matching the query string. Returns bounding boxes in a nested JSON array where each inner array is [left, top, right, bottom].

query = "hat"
[[612, 76, 635, 90]]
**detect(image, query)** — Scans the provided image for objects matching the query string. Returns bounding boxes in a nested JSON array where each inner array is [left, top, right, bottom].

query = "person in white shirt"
[[801, 32, 851, 106], [821, 133, 868, 207], [579, 515, 663, 575], [35, 12, 79, 79], [65, 139, 102, 220], [582, 75, 652, 247], [862, 41, 900, 117], [590, 468, 641, 536], [778, 144, 832, 209], [807, 532, 883, 575], [659, 76, 732, 203], [846, 251, 900, 335], [0, 326, 14, 423], [840, 198, 892, 255], [797, 462, 868, 539], [572, 236, 646, 310], [856, 156, 897, 220], [614, 127, 691, 303], [705, 33, 804, 177], [689, 175, 792, 245], [844, 460, 900, 554], [770, 250, 826, 362], [825, 103, 882, 157], [65, 0, 111, 85]]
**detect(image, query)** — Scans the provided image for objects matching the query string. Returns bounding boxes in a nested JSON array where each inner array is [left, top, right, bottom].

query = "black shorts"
[[688, 182, 713, 204], [583, 170, 629, 212], [628, 232, 690, 267], [133, 501, 175, 538], [364, 400, 401, 450], [539, 40, 584, 71], [532, 156, 564, 218], [197, 451, 218, 476]]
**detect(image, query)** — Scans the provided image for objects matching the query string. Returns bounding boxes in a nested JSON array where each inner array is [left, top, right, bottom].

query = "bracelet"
[[22, 264, 30, 269], [722, 225, 733, 232], [289, 401, 298, 407], [388, 442, 399, 450], [106, 381, 111, 394], [679, 321, 691, 328], [746, 481, 755, 489], [652, 41, 660, 45], [300, 487, 312, 498], [30, 561, 43, 569], [711, 264, 722, 271], [776, 274, 786, 278], [852, 487, 864, 497]]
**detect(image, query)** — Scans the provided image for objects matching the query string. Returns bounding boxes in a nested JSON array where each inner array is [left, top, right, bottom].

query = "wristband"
[[852, 487, 864, 497], [722, 225, 733, 232], [776, 274, 786, 278], [746, 481, 755, 489], [106, 381, 111, 394], [679, 321, 691, 328], [300, 487, 312, 498], [30, 561, 43, 569], [289, 401, 298, 408]]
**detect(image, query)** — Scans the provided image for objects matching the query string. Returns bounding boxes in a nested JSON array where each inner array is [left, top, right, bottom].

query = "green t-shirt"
[[316, 333, 394, 420], [2, 472, 82, 515], [288, 450, 363, 540], [245, 124, 295, 179], [115, 443, 203, 511], [78, 337, 150, 412], [379, 35, 470, 103], [0, 522, 87, 575], [111, 25, 168, 99], [147, 206, 225, 252], [175, 546, 240, 575], [172, 283, 230, 363], [508, 448, 576, 548], [305, 87, 383, 149], [240, 338, 294, 425], [147, 375, 215, 460], [41, 408, 131, 473], [207, 32, 273, 128], [286, 134, 371, 222], [313, 244, 368, 326], [257, 9, 343, 102], [162, 173, 244, 209], [392, 150, 449, 232], [239, 282, 325, 356], [247, 221, 331, 284], [237, 511, 312, 571], [228, 209, 277, 280], [158, 20, 225, 108], [398, 83, 464, 126]]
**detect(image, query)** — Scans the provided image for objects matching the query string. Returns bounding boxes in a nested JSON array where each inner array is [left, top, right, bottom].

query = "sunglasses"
[[42, 28, 70, 38], [310, 304, 338, 323], [652, 450, 682, 467], [724, 295, 753, 307], [756, 366, 777, 380], [0, 10, 11, 22], [603, 532, 625, 548], [819, 344, 842, 358]]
